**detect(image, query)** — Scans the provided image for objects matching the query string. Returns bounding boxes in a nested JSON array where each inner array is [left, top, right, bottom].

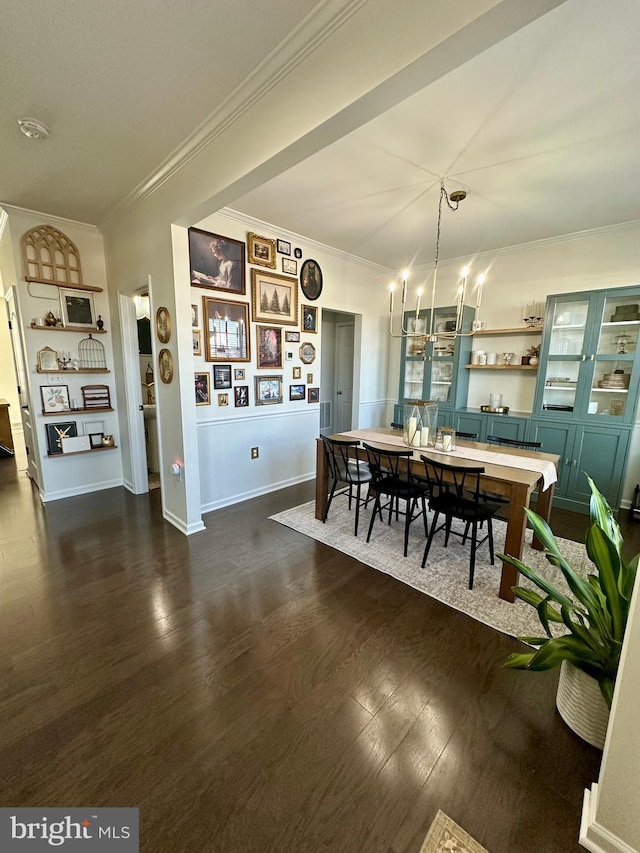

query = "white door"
[[335, 322, 354, 432]]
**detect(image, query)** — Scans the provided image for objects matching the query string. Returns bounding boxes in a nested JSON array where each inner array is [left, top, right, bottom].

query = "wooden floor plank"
[[0, 455, 607, 852]]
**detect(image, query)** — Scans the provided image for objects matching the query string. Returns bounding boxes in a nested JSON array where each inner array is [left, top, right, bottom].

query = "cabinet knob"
[[581, 354, 587, 361], [573, 459, 578, 466]]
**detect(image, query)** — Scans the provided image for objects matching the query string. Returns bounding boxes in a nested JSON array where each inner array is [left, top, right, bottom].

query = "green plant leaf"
[[586, 524, 624, 641], [512, 587, 564, 621], [587, 475, 623, 553], [504, 652, 537, 669]]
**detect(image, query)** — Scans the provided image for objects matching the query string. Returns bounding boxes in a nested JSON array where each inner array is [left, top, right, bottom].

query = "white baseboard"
[[41, 478, 124, 502], [580, 785, 639, 853], [201, 471, 314, 515], [163, 507, 206, 536]]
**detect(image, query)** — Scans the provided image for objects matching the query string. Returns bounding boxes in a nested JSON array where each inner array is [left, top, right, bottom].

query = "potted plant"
[[498, 476, 638, 748]]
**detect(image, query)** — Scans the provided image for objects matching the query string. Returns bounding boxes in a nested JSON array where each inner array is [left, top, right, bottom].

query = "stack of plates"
[[598, 372, 630, 389]]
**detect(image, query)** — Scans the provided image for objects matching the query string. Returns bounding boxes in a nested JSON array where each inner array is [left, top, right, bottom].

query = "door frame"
[[118, 278, 152, 494]]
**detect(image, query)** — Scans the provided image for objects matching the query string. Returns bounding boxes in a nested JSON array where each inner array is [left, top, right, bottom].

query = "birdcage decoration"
[[78, 333, 107, 370]]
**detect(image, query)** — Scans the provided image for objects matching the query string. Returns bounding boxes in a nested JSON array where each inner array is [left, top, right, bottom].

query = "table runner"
[[340, 429, 557, 490]]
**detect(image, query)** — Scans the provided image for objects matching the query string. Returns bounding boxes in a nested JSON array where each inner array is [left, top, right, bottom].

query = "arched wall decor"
[[21, 224, 84, 288]]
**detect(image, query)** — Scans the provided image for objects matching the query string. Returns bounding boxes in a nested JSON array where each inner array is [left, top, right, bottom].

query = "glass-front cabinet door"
[[538, 296, 590, 415], [535, 287, 640, 424], [396, 305, 473, 419]]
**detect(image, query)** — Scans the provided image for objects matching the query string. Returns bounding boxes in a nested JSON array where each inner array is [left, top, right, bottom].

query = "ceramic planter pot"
[[556, 660, 610, 749]]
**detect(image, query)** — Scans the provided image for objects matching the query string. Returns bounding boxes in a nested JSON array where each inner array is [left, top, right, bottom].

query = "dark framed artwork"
[[234, 368, 245, 381], [282, 258, 297, 275], [307, 387, 320, 403], [195, 372, 210, 405], [300, 259, 323, 301], [255, 375, 283, 406], [302, 304, 318, 333], [89, 433, 104, 448], [289, 384, 305, 401], [234, 385, 249, 407], [248, 232, 276, 268], [294, 248, 302, 259], [188, 227, 246, 294], [45, 421, 78, 456], [213, 364, 232, 389], [257, 325, 283, 369], [277, 238, 291, 256], [60, 289, 96, 328], [250, 269, 298, 326], [203, 296, 251, 362]]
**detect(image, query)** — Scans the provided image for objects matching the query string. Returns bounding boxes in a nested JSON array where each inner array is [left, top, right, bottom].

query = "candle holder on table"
[[403, 401, 438, 449]]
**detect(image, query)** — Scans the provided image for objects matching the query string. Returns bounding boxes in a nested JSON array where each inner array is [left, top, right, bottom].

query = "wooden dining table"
[[315, 428, 560, 603]]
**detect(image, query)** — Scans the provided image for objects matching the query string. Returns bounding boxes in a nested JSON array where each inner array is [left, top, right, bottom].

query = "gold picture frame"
[[299, 342, 316, 365], [36, 346, 59, 372], [158, 348, 173, 383], [251, 269, 298, 326], [156, 307, 171, 343], [248, 232, 276, 268]]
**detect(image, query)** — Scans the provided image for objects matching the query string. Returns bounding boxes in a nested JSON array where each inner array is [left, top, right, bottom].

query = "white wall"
[[191, 210, 389, 512], [0, 216, 22, 431]]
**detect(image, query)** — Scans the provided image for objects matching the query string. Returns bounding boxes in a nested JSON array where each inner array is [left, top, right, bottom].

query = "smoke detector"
[[18, 117, 50, 140]]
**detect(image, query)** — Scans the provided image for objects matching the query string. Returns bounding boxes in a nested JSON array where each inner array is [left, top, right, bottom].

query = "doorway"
[[320, 309, 358, 434], [117, 280, 159, 495]]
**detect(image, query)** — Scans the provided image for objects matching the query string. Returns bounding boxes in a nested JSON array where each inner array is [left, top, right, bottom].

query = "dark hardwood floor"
[[1, 450, 625, 852]]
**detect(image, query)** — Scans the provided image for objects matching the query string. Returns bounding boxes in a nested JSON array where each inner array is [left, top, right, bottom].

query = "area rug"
[[420, 810, 489, 853], [270, 499, 590, 640]]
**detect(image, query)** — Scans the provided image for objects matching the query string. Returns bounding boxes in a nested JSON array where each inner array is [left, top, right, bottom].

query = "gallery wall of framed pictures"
[[190, 222, 324, 415]]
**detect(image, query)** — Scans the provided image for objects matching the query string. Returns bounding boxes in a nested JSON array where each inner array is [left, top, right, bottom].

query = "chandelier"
[[389, 179, 486, 341]]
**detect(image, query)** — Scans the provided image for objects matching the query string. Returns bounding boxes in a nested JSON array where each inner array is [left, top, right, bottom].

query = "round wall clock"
[[299, 342, 316, 365], [300, 259, 322, 301], [158, 348, 174, 383], [156, 306, 171, 343]]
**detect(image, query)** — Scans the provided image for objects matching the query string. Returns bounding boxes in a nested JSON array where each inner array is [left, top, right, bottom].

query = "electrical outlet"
[[47, 374, 64, 385], [250, 447, 259, 459]]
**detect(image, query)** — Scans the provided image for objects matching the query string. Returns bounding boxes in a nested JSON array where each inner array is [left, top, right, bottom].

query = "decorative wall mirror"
[[36, 346, 59, 372]]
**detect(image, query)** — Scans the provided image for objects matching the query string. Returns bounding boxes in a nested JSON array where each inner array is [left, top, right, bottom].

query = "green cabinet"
[[396, 305, 474, 426], [528, 419, 631, 511], [453, 409, 529, 443], [534, 287, 640, 425]]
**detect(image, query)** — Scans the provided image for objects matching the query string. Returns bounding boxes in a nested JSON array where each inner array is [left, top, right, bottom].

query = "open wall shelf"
[[48, 444, 118, 458], [42, 407, 114, 417], [37, 368, 110, 374], [31, 324, 107, 334]]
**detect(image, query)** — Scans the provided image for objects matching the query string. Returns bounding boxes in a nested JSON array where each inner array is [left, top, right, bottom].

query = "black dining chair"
[[321, 436, 373, 536], [418, 455, 502, 589], [486, 435, 542, 451], [455, 431, 478, 441], [362, 442, 429, 557]]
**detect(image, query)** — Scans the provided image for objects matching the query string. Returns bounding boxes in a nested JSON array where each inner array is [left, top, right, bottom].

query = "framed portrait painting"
[[302, 304, 318, 334], [158, 348, 174, 383], [203, 296, 251, 362], [60, 289, 96, 328], [248, 232, 276, 268], [300, 259, 323, 301], [156, 307, 171, 343], [251, 269, 298, 326], [194, 372, 210, 406], [257, 326, 283, 369], [255, 375, 282, 406], [188, 227, 246, 294], [307, 387, 320, 403]]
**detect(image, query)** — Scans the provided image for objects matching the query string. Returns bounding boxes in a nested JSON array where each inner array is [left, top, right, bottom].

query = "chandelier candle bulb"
[[415, 287, 422, 319], [401, 269, 408, 306], [389, 284, 395, 314], [476, 273, 485, 310]]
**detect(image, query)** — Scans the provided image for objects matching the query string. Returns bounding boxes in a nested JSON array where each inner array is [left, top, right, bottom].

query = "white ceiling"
[[0, 0, 322, 223], [2, 0, 640, 272], [233, 0, 640, 269]]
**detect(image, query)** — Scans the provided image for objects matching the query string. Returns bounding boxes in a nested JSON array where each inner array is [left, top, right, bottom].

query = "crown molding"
[[104, 0, 369, 224], [413, 218, 640, 272], [218, 206, 392, 274], [0, 202, 100, 232]]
